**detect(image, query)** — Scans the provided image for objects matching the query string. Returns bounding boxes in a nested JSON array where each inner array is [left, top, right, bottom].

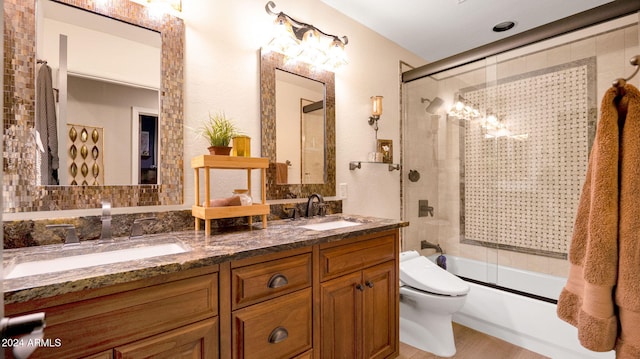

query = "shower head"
[[421, 97, 444, 114]]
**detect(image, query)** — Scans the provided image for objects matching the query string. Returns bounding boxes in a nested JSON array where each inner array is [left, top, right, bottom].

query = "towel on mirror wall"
[[36, 63, 59, 185], [557, 83, 640, 358], [276, 162, 288, 184]]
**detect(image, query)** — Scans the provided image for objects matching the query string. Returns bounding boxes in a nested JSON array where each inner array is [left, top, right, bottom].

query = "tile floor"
[[398, 323, 549, 359]]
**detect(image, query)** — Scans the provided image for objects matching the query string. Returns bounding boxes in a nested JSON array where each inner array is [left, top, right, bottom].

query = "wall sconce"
[[368, 96, 383, 132], [265, 1, 349, 71]]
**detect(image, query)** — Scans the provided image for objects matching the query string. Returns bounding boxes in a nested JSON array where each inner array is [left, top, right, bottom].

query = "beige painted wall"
[[182, 0, 426, 219]]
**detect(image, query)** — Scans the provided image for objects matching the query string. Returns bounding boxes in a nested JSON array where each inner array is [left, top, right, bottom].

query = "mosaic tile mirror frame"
[[3, 0, 184, 212], [260, 50, 337, 200], [459, 58, 597, 259]]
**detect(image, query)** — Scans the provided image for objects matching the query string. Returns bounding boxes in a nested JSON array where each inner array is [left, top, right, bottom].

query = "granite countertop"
[[3, 214, 408, 304]]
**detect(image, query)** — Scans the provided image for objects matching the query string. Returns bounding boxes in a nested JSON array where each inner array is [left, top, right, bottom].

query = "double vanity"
[[3, 215, 407, 359], [2, 1, 402, 357]]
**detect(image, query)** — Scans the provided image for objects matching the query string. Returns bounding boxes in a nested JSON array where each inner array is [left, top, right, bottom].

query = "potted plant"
[[197, 111, 240, 155]]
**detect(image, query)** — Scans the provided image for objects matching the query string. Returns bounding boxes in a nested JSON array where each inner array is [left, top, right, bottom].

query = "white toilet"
[[399, 250, 470, 357]]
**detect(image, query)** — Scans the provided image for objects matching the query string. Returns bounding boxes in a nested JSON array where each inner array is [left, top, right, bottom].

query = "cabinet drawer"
[[114, 318, 218, 358], [319, 233, 396, 281], [232, 253, 311, 309], [232, 288, 312, 359], [82, 351, 112, 359], [15, 273, 218, 358], [292, 350, 313, 359]]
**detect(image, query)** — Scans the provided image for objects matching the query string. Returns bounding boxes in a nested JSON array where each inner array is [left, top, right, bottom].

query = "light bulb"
[[371, 96, 383, 117]]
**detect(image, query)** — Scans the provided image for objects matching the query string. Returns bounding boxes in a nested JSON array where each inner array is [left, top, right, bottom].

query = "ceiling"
[[320, 0, 614, 62]]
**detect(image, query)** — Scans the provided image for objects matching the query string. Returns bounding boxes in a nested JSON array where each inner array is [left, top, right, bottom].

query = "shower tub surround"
[[460, 57, 596, 258], [429, 254, 613, 359]]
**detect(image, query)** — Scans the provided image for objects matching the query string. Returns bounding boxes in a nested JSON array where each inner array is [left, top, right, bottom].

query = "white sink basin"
[[299, 220, 362, 231], [5, 242, 189, 279]]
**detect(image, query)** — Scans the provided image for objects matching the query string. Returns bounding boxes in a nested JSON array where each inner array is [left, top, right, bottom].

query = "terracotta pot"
[[208, 146, 232, 156]]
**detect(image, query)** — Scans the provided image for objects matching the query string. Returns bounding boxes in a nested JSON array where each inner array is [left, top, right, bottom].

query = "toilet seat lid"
[[399, 256, 469, 296]]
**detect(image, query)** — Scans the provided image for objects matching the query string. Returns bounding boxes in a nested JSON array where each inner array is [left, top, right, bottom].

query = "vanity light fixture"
[[368, 96, 384, 132], [265, 1, 349, 71], [448, 95, 480, 119], [448, 94, 528, 140], [130, 0, 182, 16]]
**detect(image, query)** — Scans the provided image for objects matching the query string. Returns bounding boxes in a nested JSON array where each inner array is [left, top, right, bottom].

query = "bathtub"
[[427, 254, 614, 359]]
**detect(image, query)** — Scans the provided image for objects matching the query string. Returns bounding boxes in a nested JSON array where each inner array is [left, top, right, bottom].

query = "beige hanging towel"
[[557, 83, 640, 358]]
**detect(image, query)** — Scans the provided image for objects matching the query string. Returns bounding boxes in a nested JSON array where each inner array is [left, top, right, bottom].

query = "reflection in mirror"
[[3, 0, 184, 212], [37, 0, 161, 186], [261, 49, 336, 200], [275, 70, 325, 185]]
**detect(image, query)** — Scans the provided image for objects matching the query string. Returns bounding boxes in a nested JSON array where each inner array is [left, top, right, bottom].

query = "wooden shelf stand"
[[192, 155, 270, 235]]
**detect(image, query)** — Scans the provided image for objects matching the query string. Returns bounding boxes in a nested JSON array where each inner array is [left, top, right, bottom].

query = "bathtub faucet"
[[421, 240, 443, 253]]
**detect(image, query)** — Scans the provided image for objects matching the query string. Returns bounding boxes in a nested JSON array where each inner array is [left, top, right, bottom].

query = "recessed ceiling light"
[[493, 21, 516, 32]]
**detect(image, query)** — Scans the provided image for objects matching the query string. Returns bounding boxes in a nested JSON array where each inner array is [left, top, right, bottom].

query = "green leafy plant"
[[197, 111, 240, 147]]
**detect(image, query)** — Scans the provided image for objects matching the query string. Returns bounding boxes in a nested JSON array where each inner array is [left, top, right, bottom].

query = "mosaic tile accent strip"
[[459, 58, 596, 258], [3, 0, 184, 212]]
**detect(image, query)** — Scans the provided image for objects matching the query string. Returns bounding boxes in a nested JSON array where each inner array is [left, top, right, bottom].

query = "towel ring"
[[612, 55, 640, 93]]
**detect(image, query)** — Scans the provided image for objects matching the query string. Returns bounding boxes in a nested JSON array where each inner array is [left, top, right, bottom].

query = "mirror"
[[37, 0, 161, 186], [275, 69, 325, 185], [3, 0, 184, 212], [261, 49, 336, 199]]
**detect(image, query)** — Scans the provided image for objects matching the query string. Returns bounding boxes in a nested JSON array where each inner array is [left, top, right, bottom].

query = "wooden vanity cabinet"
[[217, 230, 399, 359], [5, 228, 400, 359], [318, 231, 399, 359], [4, 267, 219, 359]]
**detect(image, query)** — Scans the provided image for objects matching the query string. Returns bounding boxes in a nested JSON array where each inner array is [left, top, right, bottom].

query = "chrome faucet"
[[284, 205, 301, 220], [421, 240, 443, 253], [46, 224, 80, 246], [100, 200, 112, 242], [305, 193, 326, 218], [129, 217, 157, 239]]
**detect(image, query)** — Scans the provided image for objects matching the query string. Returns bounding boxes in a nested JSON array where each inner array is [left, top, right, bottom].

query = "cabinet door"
[[362, 261, 396, 359], [114, 318, 218, 359], [320, 271, 362, 359], [82, 351, 113, 359]]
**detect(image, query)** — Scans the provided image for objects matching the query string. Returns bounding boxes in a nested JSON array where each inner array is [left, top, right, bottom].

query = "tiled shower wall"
[[403, 18, 639, 277], [460, 58, 596, 258]]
